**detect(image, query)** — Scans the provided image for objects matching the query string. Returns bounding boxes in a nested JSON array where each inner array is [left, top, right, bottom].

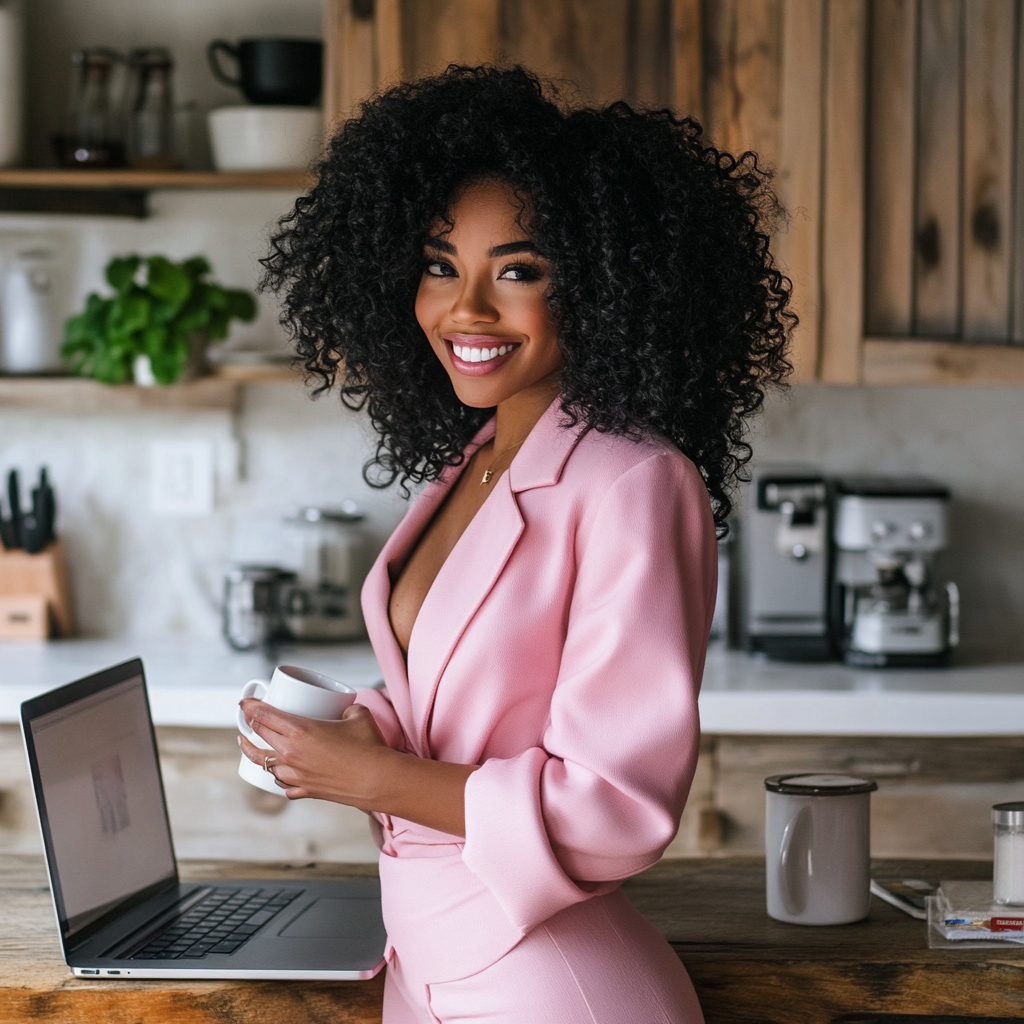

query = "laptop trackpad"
[[279, 898, 380, 938]]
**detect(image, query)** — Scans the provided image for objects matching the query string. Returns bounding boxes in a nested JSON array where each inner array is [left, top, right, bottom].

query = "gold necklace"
[[480, 437, 527, 484]]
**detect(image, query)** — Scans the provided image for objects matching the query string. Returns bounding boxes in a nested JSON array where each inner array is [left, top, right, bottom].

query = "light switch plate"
[[149, 440, 215, 516]]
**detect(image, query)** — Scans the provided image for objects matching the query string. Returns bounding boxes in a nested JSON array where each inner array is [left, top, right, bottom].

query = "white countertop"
[[0, 638, 384, 729], [698, 645, 1024, 736], [1, 637, 1023, 735]]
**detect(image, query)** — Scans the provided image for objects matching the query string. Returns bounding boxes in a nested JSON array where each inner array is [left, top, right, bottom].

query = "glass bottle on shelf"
[[126, 47, 177, 170], [53, 48, 126, 169]]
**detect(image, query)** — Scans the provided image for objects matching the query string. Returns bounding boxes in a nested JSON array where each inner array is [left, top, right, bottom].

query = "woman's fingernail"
[[237, 735, 242, 747]]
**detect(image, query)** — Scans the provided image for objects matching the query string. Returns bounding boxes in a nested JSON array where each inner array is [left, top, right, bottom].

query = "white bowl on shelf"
[[207, 106, 322, 172]]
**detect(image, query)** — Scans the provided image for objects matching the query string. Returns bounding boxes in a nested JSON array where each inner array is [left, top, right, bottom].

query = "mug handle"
[[237, 679, 269, 744], [207, 40, 241, 87], [778, 804, 811, 916]]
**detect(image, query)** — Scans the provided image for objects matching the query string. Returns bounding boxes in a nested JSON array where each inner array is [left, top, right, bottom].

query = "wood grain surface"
[[819, 0, 868, 384], [622, 857, 1024, 1024], [863, 337, 1024, 385], [915, 0, 963, 338], [4, 855, 1023, 1024], [962, 0, 1015, 342], [865, 0, 917, 337], [775, 0, 824, 382]]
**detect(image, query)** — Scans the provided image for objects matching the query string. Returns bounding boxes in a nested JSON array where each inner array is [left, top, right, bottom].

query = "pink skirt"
[[382, 888, 705, 1024]]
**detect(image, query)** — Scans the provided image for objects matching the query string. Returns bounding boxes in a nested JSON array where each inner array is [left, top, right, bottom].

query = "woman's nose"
[[450, 274, 498, 324]]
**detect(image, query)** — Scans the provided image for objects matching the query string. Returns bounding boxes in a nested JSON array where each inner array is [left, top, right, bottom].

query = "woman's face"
[[415, 179, 561, 409]]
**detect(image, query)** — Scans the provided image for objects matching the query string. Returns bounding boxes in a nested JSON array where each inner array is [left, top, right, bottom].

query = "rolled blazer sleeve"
[[461, 452, 716, 934]]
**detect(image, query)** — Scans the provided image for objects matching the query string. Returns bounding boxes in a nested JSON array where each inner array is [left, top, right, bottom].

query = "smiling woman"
[[256, 65, 792, 1024]]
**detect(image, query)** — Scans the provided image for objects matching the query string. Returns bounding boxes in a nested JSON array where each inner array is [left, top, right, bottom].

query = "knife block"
[[0, 539, 74, 639]]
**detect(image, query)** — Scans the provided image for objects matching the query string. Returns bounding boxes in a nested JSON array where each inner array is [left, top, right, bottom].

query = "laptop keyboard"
[[130, 886, 302, 959]]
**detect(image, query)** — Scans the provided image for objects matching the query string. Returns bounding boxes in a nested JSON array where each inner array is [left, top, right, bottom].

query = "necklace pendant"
[[481, 469, 493, 485]]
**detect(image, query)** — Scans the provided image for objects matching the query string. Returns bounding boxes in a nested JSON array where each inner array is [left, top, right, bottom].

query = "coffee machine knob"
[[909, 520, 931, 541], [790, 543, 808, 560], [870, 520, 894, 540]]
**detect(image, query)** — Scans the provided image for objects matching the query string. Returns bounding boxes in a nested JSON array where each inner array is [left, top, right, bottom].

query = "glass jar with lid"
[[993, 802, 1024, 905], [126, 47, 177, 169], [53, 48, 126, 168]]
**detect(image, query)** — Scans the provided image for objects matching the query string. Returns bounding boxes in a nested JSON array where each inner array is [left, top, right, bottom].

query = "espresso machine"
[[744, 466, 832, 660], [831, 477, 959, 667]]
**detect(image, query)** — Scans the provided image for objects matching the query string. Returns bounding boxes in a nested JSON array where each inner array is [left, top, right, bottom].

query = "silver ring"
[[264, 755, 278, 774]]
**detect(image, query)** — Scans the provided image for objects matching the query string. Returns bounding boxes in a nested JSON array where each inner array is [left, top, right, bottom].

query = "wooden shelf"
[[0, 169, 315, 190], [863, 338, 1024, 385], [0, 367, 301, 413], [0, 169, 315, 217]]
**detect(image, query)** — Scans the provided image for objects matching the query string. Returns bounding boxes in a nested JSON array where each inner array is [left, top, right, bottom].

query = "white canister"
[[0, 0, 23, 168], [207, 106, 322, 171], [993, 802, 1024, 905], [0, 241, 64, 373], [765, 773, 877, 925]]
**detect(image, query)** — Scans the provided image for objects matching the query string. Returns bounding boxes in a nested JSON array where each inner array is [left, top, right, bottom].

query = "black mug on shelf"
[[207, 37, 323, 106]]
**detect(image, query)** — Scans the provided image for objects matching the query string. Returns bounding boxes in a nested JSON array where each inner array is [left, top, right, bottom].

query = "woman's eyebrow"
[[425, 236, 457, 254], [488, 241, 539, 258], [424, 238, 539, 258]]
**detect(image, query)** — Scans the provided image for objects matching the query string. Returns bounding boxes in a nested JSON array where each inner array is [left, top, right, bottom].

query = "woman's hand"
[[238, 698, 391, 808], [238, 698, 478, 836]]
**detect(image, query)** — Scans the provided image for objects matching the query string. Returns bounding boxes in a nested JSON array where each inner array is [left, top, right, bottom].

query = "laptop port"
[[106, 970, 121, 975], [80, 969, 99, 975]]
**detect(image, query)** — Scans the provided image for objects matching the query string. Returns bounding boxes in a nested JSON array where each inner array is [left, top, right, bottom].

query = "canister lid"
[[993, 802, 1024, 826], [765, 773, 878, 795]]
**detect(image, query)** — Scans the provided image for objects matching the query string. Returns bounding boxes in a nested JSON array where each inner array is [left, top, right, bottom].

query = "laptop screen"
[[23, 662, 177, 939]]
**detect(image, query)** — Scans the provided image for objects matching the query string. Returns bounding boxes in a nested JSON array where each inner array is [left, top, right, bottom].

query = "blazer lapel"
[[406, 472, 525, 756], [407, 398, 589, 755], [361, 420, 497, 756]]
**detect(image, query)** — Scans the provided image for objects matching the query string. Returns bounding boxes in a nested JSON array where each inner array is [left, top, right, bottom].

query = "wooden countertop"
[[2, 855, 1021, 1024]]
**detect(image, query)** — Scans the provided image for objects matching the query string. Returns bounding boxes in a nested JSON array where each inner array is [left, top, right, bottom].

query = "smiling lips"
[[445, 335, 521, 376]]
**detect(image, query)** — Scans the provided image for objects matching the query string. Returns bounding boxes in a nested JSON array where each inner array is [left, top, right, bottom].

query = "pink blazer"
[[356, 398, 717, 983]]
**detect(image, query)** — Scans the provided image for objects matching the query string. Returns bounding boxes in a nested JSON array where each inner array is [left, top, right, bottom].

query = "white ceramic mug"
[[237, 664, 356, 794], [765, 773, 877, 925]]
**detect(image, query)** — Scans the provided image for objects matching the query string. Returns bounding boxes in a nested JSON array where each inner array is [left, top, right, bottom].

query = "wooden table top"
[[1, 854, 1020, 1024]]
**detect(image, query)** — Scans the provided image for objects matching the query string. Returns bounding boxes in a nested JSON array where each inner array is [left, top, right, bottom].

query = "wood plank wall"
[[868, 0, 1024, 346]]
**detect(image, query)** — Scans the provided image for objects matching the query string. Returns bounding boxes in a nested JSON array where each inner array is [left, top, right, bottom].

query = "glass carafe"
[[53, 48, 125, 168], [127, 48, 176, 169]]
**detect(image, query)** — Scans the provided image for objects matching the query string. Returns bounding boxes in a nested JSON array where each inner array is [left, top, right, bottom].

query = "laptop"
[[20, 657, 386, 980]]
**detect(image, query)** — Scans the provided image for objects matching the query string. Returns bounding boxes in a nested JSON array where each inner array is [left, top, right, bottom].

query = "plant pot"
[[133, 354, 157, 386], [133, 332, 210, 386]]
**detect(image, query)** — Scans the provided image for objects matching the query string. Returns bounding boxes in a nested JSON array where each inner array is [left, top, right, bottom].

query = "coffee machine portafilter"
[[831, 477, 959, 668]]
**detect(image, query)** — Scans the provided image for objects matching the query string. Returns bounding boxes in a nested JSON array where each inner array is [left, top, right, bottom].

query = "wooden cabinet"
[[778, 0, 1024, 385], [324, 0, 1024, 385]]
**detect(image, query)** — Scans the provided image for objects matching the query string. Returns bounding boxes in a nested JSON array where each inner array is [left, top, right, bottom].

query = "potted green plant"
[[62, 254, 257, 385]]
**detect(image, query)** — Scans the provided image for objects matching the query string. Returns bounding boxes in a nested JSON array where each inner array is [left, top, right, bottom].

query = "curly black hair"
[[261, 64, 793, 530]]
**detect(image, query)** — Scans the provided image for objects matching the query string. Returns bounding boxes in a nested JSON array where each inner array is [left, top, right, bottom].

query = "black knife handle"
[[6, 470, 22, 549], [0, 512, 14, 551]]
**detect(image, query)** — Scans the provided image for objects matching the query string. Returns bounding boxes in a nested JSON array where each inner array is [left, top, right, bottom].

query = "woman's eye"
[[499, 263, 544, 283], [424, 260, 456, 278]]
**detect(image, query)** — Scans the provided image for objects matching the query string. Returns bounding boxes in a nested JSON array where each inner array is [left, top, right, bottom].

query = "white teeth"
[[452, 342, 516, 363]]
